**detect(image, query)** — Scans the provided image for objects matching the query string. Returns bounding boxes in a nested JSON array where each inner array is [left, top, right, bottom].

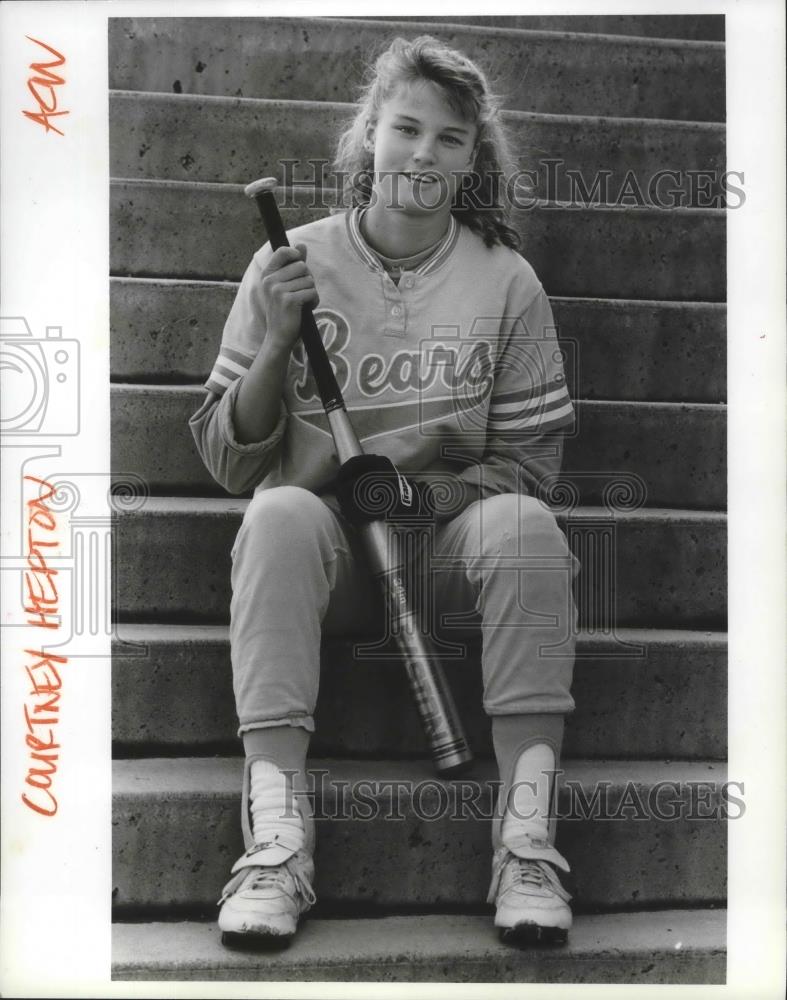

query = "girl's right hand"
[[260, 244, 320, 352]]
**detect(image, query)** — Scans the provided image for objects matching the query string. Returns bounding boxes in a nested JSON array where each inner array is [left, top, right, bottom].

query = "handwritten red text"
[[22, 649, 66, 817], [24, 475, 60, 629], [21, 476, 66, 817], [23, 36, 68, 136]]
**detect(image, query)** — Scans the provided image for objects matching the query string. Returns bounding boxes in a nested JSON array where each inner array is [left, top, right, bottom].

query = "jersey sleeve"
[[203, 247, 271, 395], [188, 246, 289, 495], [455, 280, 574, 502]]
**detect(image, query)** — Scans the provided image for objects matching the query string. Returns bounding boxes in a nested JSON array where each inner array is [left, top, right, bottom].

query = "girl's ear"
[[363, 120, 376, 153]]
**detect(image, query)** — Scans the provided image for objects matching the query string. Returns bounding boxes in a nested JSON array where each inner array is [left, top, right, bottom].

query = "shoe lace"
[[219, 853, 316, 907], [488, 851, 571, 904], [513, 858, 571, 901], [250, 855, 317, 905], [249, 867, 287, 891]]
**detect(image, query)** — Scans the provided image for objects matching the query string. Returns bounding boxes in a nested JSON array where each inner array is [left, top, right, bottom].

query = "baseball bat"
[[244, 177, 473, 776]]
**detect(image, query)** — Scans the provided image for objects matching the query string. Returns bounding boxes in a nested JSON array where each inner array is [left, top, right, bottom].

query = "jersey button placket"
[[384, 290, 406, 337]]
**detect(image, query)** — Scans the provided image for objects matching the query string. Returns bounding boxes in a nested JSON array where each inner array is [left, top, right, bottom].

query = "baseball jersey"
[[189, 208, 575, 504]]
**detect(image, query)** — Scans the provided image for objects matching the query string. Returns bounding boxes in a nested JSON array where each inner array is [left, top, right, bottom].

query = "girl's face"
[[365, 80, 478, 218]]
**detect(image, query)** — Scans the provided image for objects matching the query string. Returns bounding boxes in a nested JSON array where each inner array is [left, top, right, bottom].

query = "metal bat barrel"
[[244, 178, 473, 776], [362, 518, 474, 774]]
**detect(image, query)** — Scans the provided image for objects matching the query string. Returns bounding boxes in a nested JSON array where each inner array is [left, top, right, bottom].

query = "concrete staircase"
[[109, 15, 727, 983]]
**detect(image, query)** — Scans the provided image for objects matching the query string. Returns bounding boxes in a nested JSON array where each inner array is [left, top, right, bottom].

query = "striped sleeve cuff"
[[205, 345, 256, 396], [487, 378, 575, 434]]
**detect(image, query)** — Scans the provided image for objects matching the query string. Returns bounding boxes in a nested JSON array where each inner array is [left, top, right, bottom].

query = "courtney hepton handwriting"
[[22, 476, 65, 817]]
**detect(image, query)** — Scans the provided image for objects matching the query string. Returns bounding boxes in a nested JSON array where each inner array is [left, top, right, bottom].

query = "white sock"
[[249, 759, 305, 862], [501, 742, 555, 853]]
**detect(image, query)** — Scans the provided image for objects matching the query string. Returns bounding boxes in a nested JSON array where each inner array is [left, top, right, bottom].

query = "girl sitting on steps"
[[190, 33, 579, 948]]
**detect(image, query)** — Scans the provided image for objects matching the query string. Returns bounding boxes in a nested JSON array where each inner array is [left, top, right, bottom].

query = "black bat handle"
[[246, 178, 345, 413]]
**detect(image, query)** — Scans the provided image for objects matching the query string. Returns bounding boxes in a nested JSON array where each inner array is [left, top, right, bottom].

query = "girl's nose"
[[413, 136, 437, 164]]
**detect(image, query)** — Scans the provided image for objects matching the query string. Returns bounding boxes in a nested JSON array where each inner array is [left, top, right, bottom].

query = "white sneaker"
[[218, 846, 316, 945], [488, 847, 572, 946]]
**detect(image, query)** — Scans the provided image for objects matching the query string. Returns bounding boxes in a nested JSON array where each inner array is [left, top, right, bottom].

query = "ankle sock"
[[240, 725, 312, 860], [248, 758, 305, 858]]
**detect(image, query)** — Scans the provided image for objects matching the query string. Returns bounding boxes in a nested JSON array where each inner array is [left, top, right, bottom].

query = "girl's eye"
[[393, 125, 465, 146]]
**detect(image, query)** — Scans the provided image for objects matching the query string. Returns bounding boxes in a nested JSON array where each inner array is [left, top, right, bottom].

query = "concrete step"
[[112, 757, 728, 913], [365, 15, 726, 42], [114, 498, 727, 628], [112, 909, 726, 983], [109, 91, 726, 208], [112, 625, 727, 760], [111, 385, 726, 508], [108, 17, 725, 122], [110, 180, 726, 301], [110, 279, 726, 404]]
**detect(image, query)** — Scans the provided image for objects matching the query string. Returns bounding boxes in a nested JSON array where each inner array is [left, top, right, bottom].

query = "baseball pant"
[[230, 485, 578, 735]]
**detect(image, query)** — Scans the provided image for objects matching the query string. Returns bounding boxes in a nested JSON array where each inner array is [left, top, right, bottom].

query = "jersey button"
[[391, 304, 403, 317], [403, 276, 414, 288]]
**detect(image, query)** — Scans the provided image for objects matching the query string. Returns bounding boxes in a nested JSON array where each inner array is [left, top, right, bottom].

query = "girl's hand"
[[335, 454, 436, 525], [260, 244, 320, 353]]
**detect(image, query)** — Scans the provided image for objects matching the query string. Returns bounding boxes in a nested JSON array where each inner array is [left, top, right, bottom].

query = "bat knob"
[[244, 177, 278, 199]]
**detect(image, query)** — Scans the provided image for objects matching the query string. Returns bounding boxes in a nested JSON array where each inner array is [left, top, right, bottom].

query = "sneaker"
[[218, 846, 316, 946], [488, 847, 572, 946]]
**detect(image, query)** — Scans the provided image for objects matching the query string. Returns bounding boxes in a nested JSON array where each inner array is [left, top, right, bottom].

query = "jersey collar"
[[346, 206, 460, 277]]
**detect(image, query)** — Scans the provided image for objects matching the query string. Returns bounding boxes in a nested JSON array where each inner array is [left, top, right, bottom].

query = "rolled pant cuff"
[[484, 696, 575, 716], [237, 715, 315, 737]]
